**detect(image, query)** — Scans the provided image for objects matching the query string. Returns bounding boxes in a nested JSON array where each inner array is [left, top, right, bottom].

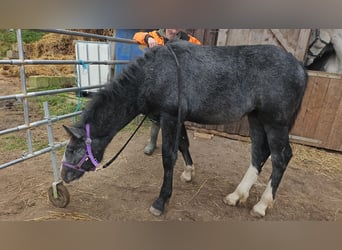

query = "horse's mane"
[[79, 42, 195, 128], [80, 49, 156, 128]]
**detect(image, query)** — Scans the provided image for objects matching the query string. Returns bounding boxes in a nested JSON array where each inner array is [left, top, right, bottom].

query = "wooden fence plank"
[[271, 29, 295, 55], [217, 29, 228, 46], [295, 29, 312, 61], [291, 76, 315, 135], [186, 29, 218, 45], [224, 121, 240, 134], [326, 98, 342, 151], [237, 116, 249, 136], [302, 76, 330, 138], [314, 78, 342, 144]]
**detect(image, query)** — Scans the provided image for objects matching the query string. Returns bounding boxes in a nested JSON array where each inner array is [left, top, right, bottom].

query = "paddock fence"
[[0, 29, 141, 200]]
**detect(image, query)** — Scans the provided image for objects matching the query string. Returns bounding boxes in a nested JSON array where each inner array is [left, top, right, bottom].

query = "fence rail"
[[33, 29, 138, 44], [0, 59, 129, 65]]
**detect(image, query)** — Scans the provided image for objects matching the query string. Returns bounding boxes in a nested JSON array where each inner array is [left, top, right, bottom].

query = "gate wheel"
[[48, 183, 70, 208]]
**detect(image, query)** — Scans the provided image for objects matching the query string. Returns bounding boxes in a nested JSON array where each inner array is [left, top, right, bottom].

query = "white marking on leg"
[[149, 206, 162, 216], [180, 164, 195, 182], [251, 180, 274, 217], [224, 164, 258, 206]]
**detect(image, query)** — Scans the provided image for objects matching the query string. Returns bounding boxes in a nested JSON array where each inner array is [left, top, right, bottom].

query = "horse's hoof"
[[149, 206, 163, 216], [180, 165, 195, 183], [180, 171, 192, 182], [144, 146, 155, 155], [223, 193, 239, 206], [250, 204, 266, 218]]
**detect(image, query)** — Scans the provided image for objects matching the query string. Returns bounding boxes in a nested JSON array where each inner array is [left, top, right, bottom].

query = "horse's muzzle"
[[61, 165, 84, 183]]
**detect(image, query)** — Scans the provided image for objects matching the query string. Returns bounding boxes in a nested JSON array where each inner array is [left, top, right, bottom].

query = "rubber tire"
[[48, 184, 70, 208]]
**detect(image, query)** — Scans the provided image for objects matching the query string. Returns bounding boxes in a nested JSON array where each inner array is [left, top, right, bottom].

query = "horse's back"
[[143, 41, 308, 125]]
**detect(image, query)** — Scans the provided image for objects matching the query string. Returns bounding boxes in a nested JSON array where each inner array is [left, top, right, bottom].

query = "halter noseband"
[[62, 123, 100, 172], [307, 29, 330, 58]]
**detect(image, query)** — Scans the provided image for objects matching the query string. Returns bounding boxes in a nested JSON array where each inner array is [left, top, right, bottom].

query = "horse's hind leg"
[[250, 124, 292, 217], [224, 113, 270, 207], [179, 124, 195, 182]]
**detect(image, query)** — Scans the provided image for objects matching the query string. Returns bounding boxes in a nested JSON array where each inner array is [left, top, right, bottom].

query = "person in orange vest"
[[133, 29, 201, 155], [133, 28, 201, 48]]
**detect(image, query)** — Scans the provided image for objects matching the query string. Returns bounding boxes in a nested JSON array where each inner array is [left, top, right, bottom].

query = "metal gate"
[[0, 29, 137, 206]]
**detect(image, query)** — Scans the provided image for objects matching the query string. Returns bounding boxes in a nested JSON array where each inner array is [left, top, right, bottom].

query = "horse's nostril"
[[64, 178, 71, 184]]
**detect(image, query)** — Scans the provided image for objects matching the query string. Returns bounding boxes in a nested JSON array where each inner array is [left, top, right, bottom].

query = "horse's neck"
[[327, 30, 342, 55], [83, 80, 140, 138], [324, 55, 342, 73], [326, 29, 342, 73]]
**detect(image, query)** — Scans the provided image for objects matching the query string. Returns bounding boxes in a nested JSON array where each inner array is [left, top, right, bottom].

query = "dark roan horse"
[[61, 40, 308, 217]]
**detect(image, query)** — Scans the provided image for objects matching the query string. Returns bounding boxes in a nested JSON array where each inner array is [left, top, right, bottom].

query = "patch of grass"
[[28, 85, 88, 117], [1, 135, 52, 154], [2, 135, 27, 151], [35, 94, 77, 116], [0, 29, 45, 44]]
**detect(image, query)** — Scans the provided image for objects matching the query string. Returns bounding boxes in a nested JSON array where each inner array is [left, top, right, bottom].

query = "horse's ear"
[[63, 125, 83, 139]]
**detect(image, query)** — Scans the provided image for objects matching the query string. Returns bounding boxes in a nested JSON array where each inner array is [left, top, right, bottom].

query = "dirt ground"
[[0, 75, 341, 221]]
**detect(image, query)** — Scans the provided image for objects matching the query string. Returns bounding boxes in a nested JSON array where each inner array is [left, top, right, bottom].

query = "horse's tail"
[[288, 63, 308, 130]]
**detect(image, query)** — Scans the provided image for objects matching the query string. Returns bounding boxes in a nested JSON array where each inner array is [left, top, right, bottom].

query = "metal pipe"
[[0, 84, 106, 101], [32, 29, 138, 44], [0, 111, 82, 136], [17, 29, 33, 155], [0, 59, 130, 65], [0, 142, 67, 170], [44, 102, 60, 183]]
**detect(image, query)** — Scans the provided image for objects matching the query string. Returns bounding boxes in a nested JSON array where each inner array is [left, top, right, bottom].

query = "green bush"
[[0, 29, 45, 43], [0, 29, 45, 58]]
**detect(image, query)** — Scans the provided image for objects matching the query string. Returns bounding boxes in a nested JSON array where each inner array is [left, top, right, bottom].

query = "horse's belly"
[[187, 112, 243, 125]]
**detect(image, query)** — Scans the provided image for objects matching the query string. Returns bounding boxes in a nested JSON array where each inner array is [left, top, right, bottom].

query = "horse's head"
[[61, 124, 105, 183], [305, 29, 332, 66]]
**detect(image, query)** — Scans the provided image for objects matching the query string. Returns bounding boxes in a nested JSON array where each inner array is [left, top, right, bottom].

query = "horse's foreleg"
[[179, 124, 195, 182], [149, 117, 178, 216]]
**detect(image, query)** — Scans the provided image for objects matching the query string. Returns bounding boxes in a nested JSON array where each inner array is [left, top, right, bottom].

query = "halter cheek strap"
[[84, 123, 100, 167], [62, 123, 99, 172]]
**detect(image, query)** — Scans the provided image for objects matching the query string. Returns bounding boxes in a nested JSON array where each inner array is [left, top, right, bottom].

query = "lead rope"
[[101, 115, 147, 169], [166, 44, 183, 153]]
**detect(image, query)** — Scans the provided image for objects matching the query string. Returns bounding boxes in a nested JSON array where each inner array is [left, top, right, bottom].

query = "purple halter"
[[62, 123, 100, 172]]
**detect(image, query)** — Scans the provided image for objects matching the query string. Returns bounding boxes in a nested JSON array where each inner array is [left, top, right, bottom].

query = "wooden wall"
[[186, 29, 218, 45], [291, 71, 342, 151], [216, 29, 311, 61], [186, 29, 342, 152]]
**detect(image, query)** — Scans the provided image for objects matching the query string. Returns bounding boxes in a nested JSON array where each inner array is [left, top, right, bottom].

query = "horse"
[[305, 29, 342, 74], [61, 40, 308, 217]]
